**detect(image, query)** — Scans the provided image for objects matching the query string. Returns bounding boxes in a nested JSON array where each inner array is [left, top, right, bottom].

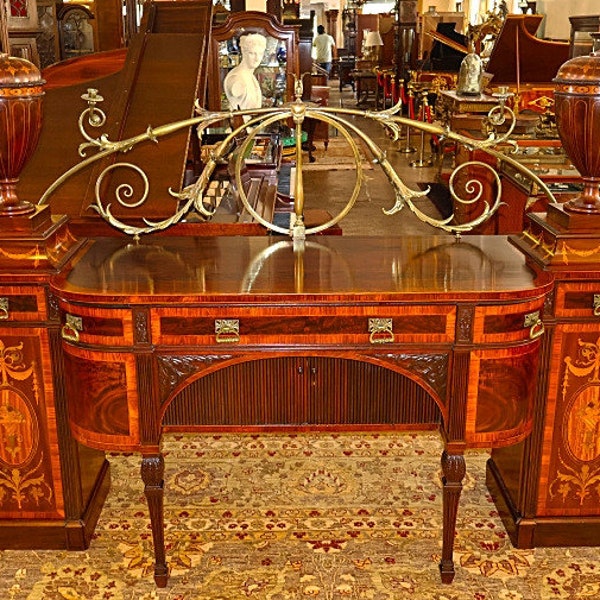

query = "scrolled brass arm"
[[38, 86, 556, 240]]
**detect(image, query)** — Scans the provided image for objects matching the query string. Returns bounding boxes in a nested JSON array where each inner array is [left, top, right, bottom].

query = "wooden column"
[[325, 9, 338, 40]]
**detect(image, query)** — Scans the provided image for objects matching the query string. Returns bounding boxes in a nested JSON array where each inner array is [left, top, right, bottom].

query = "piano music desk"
[[51, 234, 552, 586]]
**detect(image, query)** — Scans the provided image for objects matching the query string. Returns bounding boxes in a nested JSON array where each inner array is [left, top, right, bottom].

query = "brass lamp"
[[364, 30, 384, 63]]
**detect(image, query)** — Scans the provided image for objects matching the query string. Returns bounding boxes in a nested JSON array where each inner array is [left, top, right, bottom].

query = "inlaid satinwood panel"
[[537, 322, 600, 516], [0, 329, 64, 519]]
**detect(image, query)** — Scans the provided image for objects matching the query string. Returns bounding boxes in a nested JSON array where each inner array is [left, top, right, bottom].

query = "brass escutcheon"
[[0, 298, 8, 320], [368, 317, 394, 344], [593, 294, 600, 316], [215, 319, 240, 344], [61, 314, 83, 342]]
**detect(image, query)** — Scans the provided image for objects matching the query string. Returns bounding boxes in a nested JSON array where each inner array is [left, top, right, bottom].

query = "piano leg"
[[439, 450, 466, 583], [141, 454, 169, 587]]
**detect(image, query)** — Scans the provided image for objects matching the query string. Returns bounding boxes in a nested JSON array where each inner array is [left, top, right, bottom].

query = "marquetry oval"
[[564, 384, 600, 463], [0, 386, 38, 468]]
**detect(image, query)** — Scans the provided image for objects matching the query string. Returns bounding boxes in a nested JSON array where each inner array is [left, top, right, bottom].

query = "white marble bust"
[[223, 33, 267, 111]]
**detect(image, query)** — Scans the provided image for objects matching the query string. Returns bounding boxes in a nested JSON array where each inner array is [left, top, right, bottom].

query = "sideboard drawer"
[[58, 303, 134, 347], [0, 287, 46, 322], [555, 282, 600, 319], [473, 299, 546, 344], [151, 305, 457, 347]]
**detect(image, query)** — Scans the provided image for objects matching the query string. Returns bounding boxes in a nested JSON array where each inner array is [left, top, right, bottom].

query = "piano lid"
[[18, 0, 213, 220], [485, 14, 569, 84], [425, 22, 468, 72]]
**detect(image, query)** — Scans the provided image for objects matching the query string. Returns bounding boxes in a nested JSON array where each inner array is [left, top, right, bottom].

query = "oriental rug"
[[0, 432, 597, 599]]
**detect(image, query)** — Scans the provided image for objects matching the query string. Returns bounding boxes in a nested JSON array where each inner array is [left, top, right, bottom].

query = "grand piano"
[[2, 0, 600, 589], [485, 14, 569, 113]]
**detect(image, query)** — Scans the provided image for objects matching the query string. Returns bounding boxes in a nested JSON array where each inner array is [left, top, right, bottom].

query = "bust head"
[[239, 33, 267, 70]]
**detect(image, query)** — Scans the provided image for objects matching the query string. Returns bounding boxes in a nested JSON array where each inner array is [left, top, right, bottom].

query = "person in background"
[[313, 25, 336, 77]]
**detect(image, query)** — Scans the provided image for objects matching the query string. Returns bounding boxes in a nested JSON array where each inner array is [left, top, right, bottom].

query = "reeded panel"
[[162, 357, 441, 428]]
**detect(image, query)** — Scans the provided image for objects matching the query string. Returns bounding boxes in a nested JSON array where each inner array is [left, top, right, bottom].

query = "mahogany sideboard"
[[47, 234, 552, 586]]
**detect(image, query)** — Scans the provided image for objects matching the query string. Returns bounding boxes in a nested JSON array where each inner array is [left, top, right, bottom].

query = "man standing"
[[313, 25, 336, 76]]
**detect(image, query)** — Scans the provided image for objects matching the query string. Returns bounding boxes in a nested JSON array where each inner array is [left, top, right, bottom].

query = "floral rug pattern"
[[1, 432, 598, 599]]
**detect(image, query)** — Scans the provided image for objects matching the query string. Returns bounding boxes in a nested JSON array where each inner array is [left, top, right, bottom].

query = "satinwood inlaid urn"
[[0, 52, 44, 216]]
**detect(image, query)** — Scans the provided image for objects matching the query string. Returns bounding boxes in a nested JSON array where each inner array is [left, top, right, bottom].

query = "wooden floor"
[[301, 79, 446, 237]]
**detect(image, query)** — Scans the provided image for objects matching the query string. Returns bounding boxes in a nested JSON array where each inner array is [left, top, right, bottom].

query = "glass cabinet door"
[[207, 12, 299, 112], [218, 33, 288, 110]]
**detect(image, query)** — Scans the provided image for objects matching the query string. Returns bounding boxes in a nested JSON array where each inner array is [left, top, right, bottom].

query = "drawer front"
[[151, 305, 457, 347], [473, 299, 546, 344], [0, 287, 46, 322], [466, 340, 541, 448], [62, 344, 140, 451], [59, 303, 133, 347], [555, 283, 600, 319]]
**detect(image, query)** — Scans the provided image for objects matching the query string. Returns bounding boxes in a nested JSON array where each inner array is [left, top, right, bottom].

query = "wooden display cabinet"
[[206, 11, 300, 112], [57, 4, 97, 62]]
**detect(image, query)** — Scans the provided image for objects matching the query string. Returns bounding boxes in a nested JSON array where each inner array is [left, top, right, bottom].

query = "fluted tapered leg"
[[439, 450, 466, 583], [141, 454, 168, 587]]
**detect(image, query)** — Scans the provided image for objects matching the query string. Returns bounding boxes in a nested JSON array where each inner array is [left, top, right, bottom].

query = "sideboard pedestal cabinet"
[[0, 208, 110, 549], [489, 204, 600, 547]]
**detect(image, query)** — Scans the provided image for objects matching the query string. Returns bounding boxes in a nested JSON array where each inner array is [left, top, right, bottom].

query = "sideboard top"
[[50, 235, 553, 304]]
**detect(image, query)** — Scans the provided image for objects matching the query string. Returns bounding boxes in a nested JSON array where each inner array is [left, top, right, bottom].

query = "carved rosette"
[[553, 36, 600, 214], [0, 53, 45, 215]]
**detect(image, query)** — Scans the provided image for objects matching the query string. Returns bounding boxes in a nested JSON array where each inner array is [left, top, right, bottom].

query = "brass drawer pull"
[[524, 311, 544, 340], [368, 318, 394, 344], [593, 294, 600, 316], [61, 314, 83, 343], [215, 319, 240, 344], [0, 298, 8, 320]]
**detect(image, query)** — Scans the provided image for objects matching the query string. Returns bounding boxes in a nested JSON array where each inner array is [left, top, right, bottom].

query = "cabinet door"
[[536, 323, 600, 517], [161, 356, 441, 429], [0, 328, 63, 519], [307, 357, 440, 427]]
